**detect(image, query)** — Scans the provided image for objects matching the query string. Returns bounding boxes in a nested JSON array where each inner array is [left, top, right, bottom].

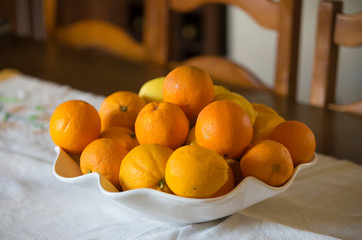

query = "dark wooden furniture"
[[0, 0, 17, 36], [163, 0, 302, 100], [167, 5, 226, 61], [0, 0, 226, 65], [1, 37, 361, 164], [43, 0, 167, 64], [310, 1, 362, 115]]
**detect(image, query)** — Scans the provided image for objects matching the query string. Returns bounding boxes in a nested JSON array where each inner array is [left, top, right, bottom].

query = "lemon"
[[185, 126, 197, 145], [251, 103, 285, 144], [251, 103, 279, 117], [165, 145, 229, 198], [213, 85, 229, 96], [252, 114, 285, 144], [139, 77, 165, 103]]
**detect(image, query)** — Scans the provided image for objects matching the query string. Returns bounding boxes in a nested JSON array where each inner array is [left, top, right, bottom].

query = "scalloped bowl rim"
[[53, 146, 317, 224]]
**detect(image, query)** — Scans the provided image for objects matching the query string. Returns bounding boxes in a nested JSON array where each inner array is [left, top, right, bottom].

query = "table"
[[1, 37, 361, 164], [1, 37, 362, 240]]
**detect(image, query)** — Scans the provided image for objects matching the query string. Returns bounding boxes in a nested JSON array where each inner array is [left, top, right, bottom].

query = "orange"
[[226, 159, 244, 186], [135, 102, 189, 150], [80, 138, 128, 190], [98, 91, 146, 131], [209, 166, 235, 198], [214, 92, 256, 125], [195, 100, 253, 159], [270, 121, 316, 166], [251, 103, 285, 144], [163, 65, 214, 123], [49, 100, 101, 154], [119, 144, 173, 193], [165, 145, 229, 198], [240, 140, 294, 187], [99, 126, 139, 151]]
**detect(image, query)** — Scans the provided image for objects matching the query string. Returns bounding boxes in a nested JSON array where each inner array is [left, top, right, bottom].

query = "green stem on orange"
[[121, 106, 128, 112], [158, 179, 166, 189]]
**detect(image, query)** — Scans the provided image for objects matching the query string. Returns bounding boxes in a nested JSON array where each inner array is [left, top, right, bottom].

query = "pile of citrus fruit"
[[49, 65, 316, 198]]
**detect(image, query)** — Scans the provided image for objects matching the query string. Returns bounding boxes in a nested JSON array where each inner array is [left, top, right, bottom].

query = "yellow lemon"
[[213, 85, 229, 96], [252, 103, 279, 117], [138, 77, 165, 103], [119, 144, 173, 192], [185, 126, 197, 145], [165, 145, 229, 198], [251, 103, 285, 144]]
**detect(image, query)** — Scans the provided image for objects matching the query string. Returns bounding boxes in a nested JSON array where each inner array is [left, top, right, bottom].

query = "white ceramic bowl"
[[53, 146, 317, 224]]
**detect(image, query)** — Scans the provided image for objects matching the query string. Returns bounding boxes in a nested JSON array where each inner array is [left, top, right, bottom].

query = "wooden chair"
[[310, 1, 362, 115], [43, 0, 168, 65], [163, 0, 302, 100]]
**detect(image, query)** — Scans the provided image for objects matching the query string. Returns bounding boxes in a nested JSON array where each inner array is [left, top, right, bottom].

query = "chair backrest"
[[310, 1, 362, 115], [163, 0, 302, 100], [44, 0, 168, 65]]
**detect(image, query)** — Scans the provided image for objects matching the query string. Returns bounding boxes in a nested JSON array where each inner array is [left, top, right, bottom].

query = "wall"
[[227, 0, 362, 104]]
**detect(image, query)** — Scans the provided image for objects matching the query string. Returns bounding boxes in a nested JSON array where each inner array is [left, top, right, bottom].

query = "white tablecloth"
[[1, 73, 361, 239]]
